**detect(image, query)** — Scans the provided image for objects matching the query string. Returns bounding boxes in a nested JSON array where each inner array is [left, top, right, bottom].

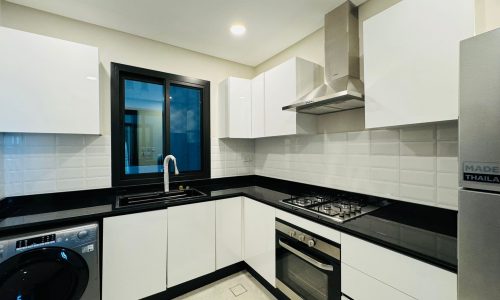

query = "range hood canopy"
[[283, 1, 364, 115]]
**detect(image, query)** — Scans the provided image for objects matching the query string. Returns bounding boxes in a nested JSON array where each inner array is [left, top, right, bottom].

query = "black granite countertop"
[[0, 175, 457, 273]]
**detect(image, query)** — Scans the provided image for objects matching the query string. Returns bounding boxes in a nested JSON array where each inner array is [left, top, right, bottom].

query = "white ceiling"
[[7, 0, 367, 66]]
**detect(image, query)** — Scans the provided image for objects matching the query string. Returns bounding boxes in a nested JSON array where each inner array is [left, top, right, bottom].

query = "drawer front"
[[276, 209, 340, 243], [341, 234, 457, 300], [342, 263, 415, 300]]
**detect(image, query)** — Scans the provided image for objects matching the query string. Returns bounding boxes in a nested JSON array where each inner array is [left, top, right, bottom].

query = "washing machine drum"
[[0, 247, 89, 300]]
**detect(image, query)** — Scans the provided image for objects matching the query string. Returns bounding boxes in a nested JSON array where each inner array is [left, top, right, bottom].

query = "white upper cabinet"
[[251, 73, 266, 138], [0, 26, 100, 134], [363, 0, 475, 128], [264, 57, 319, 137], [219, 77, 252, 138]]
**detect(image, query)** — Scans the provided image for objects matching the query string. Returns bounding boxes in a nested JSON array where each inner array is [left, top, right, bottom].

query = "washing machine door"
[[0, 247, 89, 300]]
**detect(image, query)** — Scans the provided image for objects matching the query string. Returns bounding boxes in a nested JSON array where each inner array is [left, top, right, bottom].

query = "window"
[[111, 63, 210, 186]]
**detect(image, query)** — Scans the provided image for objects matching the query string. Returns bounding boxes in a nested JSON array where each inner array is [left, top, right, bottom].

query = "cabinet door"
[[168, 201, 216, 287], [243, 197, 276, 287], [0, 26, 100, 134], [264, 59, 297, 137], [229, 77, 252, 138], [102, 210, 168, 300], [363, 0, 474, 128], [342, 263, 414, 300], [251, 73, 265, 138], [216, 197, 243, 269], [341, 233, 457, 300]]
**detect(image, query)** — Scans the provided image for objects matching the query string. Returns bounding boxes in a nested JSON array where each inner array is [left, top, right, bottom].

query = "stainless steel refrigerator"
[[459, 27, 500, 300]]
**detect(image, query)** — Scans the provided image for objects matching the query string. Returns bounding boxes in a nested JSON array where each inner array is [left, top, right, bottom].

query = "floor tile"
[[174, 271, 276, 300]]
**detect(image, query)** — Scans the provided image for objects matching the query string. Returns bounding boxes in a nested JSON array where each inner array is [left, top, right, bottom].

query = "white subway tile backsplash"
[[400, 170, 435, 187], [24, 134, 56, 146], [400, 156, 436, 172], [57, 156, 85, 168], [400, 183, 436, 204], [370, 168, 399, 182], [23, 180, 56, 194], [348, 131, 370, 142], [1, 124, 457, 211], [400, 125, 436, 142], [370, 155, 400, 169], [85, 167, 110, 178], [1, 134, 113, 196], [85, 177, 111, 189], [400, 141, 436, 156], [437, 157, 458, 173], [256, 123, 459, 210], [24, 170, 56, 182], [370, 142, 400, 155], [56, 135, 86, 146], [23, 157, 57, 170], [437, 121, 458, 141], [437, 188, 459, 209], [370, 129, 400, 142], [56, 179, 86, 191], [437, 141, 458, 157], [437, 173, 458, 189]]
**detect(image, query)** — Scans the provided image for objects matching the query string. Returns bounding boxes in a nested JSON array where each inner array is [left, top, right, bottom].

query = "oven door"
[[276, 231, 341, 300]]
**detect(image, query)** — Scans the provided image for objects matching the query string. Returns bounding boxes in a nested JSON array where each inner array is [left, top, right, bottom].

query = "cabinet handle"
[[278, 239, 334, 271]]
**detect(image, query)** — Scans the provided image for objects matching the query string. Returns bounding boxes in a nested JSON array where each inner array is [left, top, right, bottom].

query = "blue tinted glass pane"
[[169, 84, 202, 172], [123, 79, 164, 175]]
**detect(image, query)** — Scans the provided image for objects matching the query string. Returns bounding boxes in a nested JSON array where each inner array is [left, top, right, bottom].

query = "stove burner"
[[281, 194, 388, 223]]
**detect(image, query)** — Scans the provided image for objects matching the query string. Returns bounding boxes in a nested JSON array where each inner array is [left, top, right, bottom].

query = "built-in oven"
[[276, 219, 341, 300]]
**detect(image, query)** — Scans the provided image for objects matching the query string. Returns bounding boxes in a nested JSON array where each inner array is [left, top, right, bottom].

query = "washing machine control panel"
[[0, 223, 98, 263], [16, 234, 56, 250]]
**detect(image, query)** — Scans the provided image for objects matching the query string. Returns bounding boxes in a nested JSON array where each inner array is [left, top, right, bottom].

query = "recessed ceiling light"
[[230, 24, 246, 36]]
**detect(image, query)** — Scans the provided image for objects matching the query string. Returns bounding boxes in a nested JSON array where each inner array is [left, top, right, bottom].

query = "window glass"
[[169, 84, 202, 172], [123, 79, 164, 175]]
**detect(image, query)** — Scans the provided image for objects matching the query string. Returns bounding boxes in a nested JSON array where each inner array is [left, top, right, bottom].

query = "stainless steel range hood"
[[283, 1, 364, 115]]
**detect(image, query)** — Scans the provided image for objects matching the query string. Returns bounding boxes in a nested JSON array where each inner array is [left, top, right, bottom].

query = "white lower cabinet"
[[216, 197, 243, 269], [342, 263, 414, 300], [168, 201, 216, 287], [102, 209, 168, 300], [341, 233, 457, 300], [243, 197, 276, 287]]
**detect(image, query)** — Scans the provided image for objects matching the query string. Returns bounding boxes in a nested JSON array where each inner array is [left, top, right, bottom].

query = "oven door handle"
[[278, 239, 334, 271]]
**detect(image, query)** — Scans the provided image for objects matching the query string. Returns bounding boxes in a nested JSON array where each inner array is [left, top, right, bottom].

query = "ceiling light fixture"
[[230, 24, 246, 36]]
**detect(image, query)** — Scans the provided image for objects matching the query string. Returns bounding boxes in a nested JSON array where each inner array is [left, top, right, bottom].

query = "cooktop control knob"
[[289, 231, 296, 238], [77, 230, 88, 239], [298, 235, 305, 242], [307, 239, 315, 247]]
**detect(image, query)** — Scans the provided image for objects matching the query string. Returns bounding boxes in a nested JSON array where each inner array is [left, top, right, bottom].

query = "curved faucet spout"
[[164, 155, 179, 192]]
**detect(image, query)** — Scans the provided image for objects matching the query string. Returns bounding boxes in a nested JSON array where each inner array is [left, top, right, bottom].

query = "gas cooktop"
[[281, 194, 389, 223]]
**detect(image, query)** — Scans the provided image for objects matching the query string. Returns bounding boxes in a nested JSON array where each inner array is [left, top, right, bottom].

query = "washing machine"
[[0, 222, 100, 300]]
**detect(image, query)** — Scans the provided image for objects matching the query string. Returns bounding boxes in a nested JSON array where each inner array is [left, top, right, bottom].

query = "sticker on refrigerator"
[[463, 162, 500, 184]]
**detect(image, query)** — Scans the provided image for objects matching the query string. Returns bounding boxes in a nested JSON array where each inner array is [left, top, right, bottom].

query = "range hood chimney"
[[283, 1, 364, 115]]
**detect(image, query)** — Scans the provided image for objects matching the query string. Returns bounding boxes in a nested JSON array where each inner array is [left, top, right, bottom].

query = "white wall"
[[253, 0, 460, 210], [475, 0, 500, 34], [0, 1, 255, 196]]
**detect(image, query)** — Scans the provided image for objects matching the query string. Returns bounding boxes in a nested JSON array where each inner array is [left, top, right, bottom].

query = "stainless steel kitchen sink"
[[116, 188, 206, 208]]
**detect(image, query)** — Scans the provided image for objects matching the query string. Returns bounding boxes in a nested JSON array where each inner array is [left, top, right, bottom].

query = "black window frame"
[[111, 62, 211, 187]]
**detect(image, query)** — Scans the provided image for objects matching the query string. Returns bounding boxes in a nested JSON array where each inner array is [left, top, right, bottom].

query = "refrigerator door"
[[459, 28, 500, 193], [459, 189, 500, 300]]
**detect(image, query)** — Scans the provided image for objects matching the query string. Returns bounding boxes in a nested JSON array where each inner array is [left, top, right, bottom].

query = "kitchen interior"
[[0, 0, 499, 299]]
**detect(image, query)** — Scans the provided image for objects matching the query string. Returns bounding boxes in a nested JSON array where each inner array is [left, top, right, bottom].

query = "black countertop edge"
[[0, 175, 457, 273]]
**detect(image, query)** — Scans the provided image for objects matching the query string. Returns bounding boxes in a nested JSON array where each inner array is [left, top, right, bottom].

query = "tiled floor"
[[174, 271, 277, 300]]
